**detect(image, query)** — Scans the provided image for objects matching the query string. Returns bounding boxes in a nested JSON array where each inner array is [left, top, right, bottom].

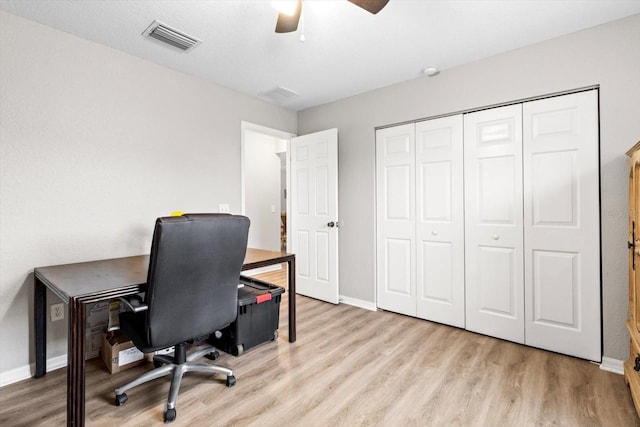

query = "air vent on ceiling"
[[258, 86, 301, 105], [142, 20, 201, 52]]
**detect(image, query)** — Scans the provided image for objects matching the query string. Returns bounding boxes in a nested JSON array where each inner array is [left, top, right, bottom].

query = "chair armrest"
[[118, 294, 148, 313]]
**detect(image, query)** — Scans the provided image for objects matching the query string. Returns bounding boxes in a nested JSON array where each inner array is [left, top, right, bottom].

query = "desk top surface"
[[34, 248, 292, 301]]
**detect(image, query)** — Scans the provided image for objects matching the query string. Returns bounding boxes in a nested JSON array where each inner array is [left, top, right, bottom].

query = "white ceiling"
[[2, 0, 640, 111]]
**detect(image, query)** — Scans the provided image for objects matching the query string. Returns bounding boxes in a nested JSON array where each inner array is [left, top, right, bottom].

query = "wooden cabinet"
[[625, 141, 640, 416]]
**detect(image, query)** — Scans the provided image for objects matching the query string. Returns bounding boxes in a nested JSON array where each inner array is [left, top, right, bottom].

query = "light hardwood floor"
[[1, 267, 638, 426]]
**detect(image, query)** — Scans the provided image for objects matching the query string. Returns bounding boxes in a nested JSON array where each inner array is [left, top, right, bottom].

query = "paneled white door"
[[523, 90, 600, 361], [464, 104, 525, 343], [415, 116, 465, 327], [290, 129, 339, 304], [376, 124, 416, 316]]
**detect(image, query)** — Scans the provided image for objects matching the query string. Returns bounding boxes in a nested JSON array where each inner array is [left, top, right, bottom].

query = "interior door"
[[415, 116, 465, 327], [464, 104, 525, 344], [290, 129, 339, 304], [522, 90, 601, 361], [376, 124, 416, 316]]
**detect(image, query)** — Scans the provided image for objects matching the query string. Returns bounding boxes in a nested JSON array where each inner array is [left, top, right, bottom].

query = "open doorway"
[[242, 124, 341, 302], [241, 122, 295, 253], [277, 148, 287, 251]]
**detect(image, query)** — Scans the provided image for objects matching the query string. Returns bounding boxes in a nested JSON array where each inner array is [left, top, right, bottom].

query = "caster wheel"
[[205, 350, 220, 360], [235, 344, 244, 356], [164, 408, 176, 423], [226, 375, 236, 387], [115, 393, 128, 406], [272, 330, 279, 340]]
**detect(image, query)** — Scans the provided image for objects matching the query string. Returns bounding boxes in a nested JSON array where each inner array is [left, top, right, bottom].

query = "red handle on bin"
[[255, 293, 272, 304]]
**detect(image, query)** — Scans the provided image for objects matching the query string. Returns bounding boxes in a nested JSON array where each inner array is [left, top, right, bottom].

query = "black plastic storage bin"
[[210, 276, 284, 356]]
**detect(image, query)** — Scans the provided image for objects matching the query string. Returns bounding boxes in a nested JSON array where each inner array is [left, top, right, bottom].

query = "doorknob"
[[327, 222, 336, 228]]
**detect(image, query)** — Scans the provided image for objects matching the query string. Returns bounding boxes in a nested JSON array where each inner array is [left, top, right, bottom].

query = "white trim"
[[339, 295, 377, 311], [242, 264, 282, 277], [0, 354, 68, 387], [599, 357, 624, 375], [285, 139, 291, 253]]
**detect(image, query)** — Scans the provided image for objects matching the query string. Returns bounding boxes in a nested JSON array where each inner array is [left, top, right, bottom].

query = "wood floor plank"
[[1, 268, 638, 426]]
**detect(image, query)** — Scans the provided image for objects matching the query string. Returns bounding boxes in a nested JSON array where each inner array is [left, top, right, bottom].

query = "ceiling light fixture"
[[272, 0, 298, 16]]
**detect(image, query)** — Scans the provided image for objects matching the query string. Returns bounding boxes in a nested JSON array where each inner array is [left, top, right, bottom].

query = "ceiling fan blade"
[[275, 0, 303, 33], [348, 0, 389, 14]]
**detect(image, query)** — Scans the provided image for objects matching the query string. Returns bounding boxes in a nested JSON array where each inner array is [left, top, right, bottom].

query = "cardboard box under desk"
[[85, 301, 111, 360], [101, 330, 148, 374]]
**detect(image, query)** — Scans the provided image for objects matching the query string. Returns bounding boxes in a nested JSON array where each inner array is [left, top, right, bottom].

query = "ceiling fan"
[[275, 0, 390, 33]]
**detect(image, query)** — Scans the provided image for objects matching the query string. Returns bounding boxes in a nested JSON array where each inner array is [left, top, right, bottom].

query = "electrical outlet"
[[219, 203, 230, 213], [51, 303, 64, 322]]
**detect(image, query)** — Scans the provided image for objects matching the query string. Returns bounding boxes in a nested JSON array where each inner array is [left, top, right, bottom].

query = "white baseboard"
[[339, 295, 377, 311], [1, 354, 67, 388], [599, 357, 624, 375]]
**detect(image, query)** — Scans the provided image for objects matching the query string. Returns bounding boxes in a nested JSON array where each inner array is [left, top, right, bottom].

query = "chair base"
[[114, 344, 235, 423]]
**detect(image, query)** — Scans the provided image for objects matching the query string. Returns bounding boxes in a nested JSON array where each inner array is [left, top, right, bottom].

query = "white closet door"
[[376, 124, 416, 316], [415, 116, 465, 327], [465, 104, 525, 343], [523, 91, 600, 361]]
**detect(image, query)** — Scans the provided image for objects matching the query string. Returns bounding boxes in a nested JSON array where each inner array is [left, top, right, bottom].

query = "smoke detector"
[[422, 66, 440, 77]]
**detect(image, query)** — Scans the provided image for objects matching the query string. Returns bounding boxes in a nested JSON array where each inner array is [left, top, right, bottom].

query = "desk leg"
[[34, 277, 47, 378], [288, 258, 296, 343], [67, 298, 86, 427]]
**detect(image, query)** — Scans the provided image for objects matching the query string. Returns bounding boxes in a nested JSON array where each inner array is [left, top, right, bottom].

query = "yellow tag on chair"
[[170, 211, 184, 216]]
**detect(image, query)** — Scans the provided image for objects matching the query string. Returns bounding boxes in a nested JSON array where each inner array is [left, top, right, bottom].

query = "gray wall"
[[298, 14, 640, 360], [0, 11, 296, 382]]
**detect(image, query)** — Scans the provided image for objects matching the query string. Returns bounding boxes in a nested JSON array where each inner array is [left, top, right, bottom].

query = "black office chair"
[[113, 213, 250, 423]]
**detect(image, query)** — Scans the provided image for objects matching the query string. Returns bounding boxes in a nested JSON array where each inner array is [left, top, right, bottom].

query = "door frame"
[[241, 121, 296, 252]]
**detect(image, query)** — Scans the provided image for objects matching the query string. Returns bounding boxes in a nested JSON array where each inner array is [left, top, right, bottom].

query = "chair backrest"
[[143, 214, 250, 350]]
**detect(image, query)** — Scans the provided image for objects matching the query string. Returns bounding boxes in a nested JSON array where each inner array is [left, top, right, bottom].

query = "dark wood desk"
[[34, 248, 295, 427]]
